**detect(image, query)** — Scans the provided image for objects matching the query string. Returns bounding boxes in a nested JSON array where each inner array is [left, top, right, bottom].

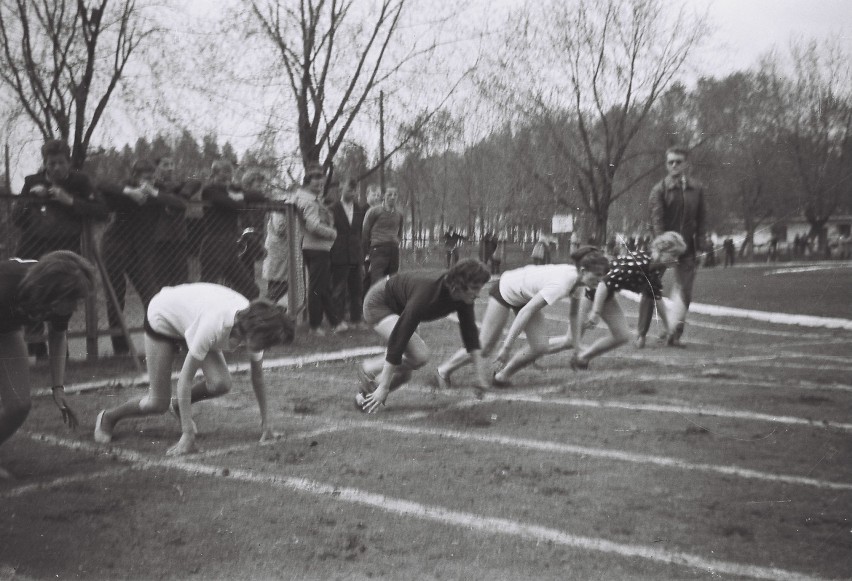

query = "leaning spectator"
[[199, 160, 266, 299], [151, 156, 201, 290], [11, 139, 107, 359], [100, 160, 160, 356], [262, 185, 292, 304]]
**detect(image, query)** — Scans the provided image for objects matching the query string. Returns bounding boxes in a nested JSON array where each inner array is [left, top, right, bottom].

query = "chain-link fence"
[[0, 194, 304, 368]]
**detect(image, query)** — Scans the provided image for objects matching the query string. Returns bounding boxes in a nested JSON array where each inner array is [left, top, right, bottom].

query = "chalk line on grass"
[[487, 394, 852, 432], [0, 467, 131, 500], [628, 374, 852, 394], [34, 346, 387, 397], [21, 431, 836, 581], [351, 423, 852, 491]]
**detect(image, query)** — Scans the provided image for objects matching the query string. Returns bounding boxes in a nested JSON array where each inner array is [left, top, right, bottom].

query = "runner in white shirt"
[[95, 283, 294, 455], [437, 249, 608, 388]]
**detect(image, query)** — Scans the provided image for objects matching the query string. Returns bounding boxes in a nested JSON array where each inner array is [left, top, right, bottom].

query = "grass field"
[[1, 261, 850, 580]]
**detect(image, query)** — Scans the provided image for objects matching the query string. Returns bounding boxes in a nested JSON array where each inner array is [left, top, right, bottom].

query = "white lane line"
[[628, 374, 852, 394], [21, 432, 835, 581], [613, 352, 852, 372], [0, 467, 131, 499], [35, 346, 387, 397], [766, 265, 852, 275], [347, 423, 852, 492], [617, 291, 852, 331], [486, 394, 852, 432]]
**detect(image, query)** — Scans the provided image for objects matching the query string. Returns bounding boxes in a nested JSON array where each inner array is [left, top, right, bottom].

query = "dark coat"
[[329, 200, 367, 266]]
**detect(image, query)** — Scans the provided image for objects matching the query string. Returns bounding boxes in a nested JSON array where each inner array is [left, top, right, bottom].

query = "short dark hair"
[[17, 251, 96, 314], [570, 246, 609, 275], [445, 258, 491, 291], [236, 299, 296, 349], [131, 159, 156, 178], [41, 140, 71, 160], [666, 146, 689, 159]]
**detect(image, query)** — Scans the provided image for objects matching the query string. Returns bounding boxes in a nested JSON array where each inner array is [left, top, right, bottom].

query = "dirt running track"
[[1, 302, 850, 580]]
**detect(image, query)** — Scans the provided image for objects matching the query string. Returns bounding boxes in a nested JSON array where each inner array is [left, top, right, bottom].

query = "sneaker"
[[94, 410, 112, 444], [356, 366, 377, 395], [569, 354, 589, 371], [169, 400, 198, 436], [434, 369, 452, 390], [309, 327, 326, 337], [331, 322, 349, 334], [492, 370, 512, 388], [666, 323, 686, 348], [633, 335, 646, 349]]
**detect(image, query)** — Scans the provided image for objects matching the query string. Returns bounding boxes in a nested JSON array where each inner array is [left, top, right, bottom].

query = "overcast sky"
[[696, 0, 851, 74], [5, 0, 852, 188]]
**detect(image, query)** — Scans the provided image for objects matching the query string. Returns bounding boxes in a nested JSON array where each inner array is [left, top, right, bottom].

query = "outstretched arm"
[[47, 328, 77, 429], [167, 354, 204, 456], [249, 357, 277, 441]]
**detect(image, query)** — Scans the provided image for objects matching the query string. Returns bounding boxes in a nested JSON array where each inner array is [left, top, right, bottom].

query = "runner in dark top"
[[0, 251, 96, 479], [574, 232, 686, 369], [356, 258, 492, 413]]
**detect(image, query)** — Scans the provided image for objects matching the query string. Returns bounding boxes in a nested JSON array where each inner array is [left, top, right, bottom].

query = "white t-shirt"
[[498, 264, 579, 307], [147, 283, 262, 361]]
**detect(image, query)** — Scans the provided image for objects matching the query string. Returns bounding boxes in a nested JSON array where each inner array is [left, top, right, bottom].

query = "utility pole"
[[379, 90, 385, 196]]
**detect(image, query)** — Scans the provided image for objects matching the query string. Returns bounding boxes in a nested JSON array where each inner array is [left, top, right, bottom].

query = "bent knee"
[[404, 352, 430, 370], [139, 395, 170, 414], [207, 377, 232, 396]]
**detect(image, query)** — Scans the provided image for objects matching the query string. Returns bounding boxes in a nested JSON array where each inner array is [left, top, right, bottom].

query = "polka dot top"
[[586, 250, 664, 300]]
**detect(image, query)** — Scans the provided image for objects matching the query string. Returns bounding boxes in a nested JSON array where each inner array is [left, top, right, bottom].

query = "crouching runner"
[[357, 258, 492, 413], [95, 283, 294, 455]]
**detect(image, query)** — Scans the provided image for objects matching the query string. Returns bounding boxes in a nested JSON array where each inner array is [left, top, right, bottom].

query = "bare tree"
[[250, 0, 408, 173], [482, 0, 707, 242], [0, 0, 156, 167], [765, 39, 852, 253]]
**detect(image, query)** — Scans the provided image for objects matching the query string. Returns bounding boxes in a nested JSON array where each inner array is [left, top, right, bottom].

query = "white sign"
[[551, 214, 574, 234]]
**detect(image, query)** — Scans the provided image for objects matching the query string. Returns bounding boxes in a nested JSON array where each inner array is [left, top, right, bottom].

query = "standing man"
[[640, 146, 706, 347], [329, 177, 368, 328], [362, 187, 403, 291], [292, 162, 342, 335]]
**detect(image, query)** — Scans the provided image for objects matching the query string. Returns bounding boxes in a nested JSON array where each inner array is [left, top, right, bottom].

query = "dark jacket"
[[12, 169, 107, 257], [649, 175, 706, 256], [329, 200, 367, 266]]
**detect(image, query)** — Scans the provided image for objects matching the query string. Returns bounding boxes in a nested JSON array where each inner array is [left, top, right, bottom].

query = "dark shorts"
[[488, 279, 522, 314], [362, 278, 395, 326], [143, 315, 187, 351]]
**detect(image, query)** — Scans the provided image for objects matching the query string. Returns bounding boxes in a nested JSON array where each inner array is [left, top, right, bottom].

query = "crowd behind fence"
[[0, 195, 305, 364]]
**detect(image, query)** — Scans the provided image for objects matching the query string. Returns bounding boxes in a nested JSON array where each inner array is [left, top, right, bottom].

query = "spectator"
[[329, 177, 368, 328], [236, 169, 270, 281], [11, 139, 107, 359], [723, 238, 736, 267], [151, 156, 200, 289], [262, 186, 292, 304], [444, 226, 466, 267], [100, 160, 160, 356], [199, 160, 265, 299], [480, 231, 498, 273], [531, 237, 547, 265], [362, 187, 404, 290], [703, 236, 716, 267], [643, 145, 707, 347], [292, 162, 343, 335]]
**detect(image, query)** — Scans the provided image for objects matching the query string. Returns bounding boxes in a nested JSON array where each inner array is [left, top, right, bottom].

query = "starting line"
[[21, 431, 836, 581]]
